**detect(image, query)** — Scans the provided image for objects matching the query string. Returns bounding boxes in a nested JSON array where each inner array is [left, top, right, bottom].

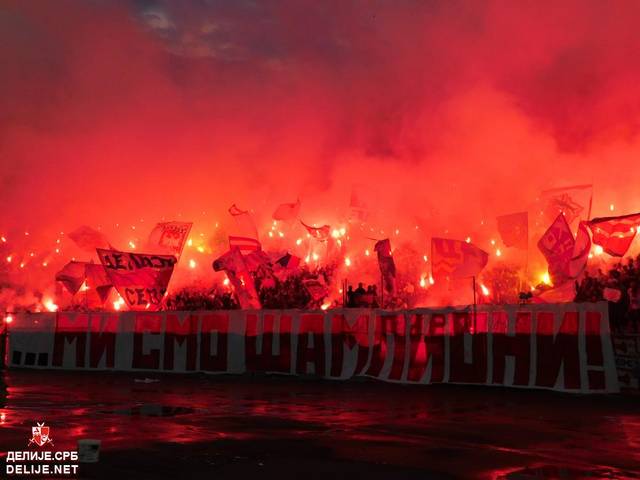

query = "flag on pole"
[[540, 184, 593, 225], [147, 221, 192, 257], [229, 236, 261, 254], [55, 261, 89, 295], [587, 212, 640, 257], [496, 212, 528, 249], [374, 239, 396, 294], [212, 247, 261, 309], [300, 221, 331, 241], [568, 221, 591, 278], [97, 249, 176, 311], [537, 213, 575, 285], [55, 261, 113, 303], [68, 226, 111, 253], [84, 263, 113, 303], [431, 238, 489, 280], [228, 204, 259, 240], [272, 199, 301, 221]]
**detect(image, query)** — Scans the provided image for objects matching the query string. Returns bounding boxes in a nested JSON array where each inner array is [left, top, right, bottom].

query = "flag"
[[272, 199, 300, 221], [97, 249, 176, 311], [568, 221, 591, 278], [537, 213, 575, 285], [275, 253, 301, 270], [228, 203, 259, 240], [301, 221, 331, 241], [496, 212, 528, 249], [84, 263, 113, 303], [229, 236, 261, 254], [147, 221, 192, 257], [431, 238, 489, 280], [588, 212, 640, 257], [374, 239, 396, 294], [68, 226, 111, 253], [540, 184, 592, 225], [303, 278, 329, 302], [243, 249, 272, 273], [55, 261, 88, 295], [532, 282, 576, 303], [55, 261, 113, 304], [212, 247, 261, 309], [348, 184, 370, 222], [228, 204, 248, 216]]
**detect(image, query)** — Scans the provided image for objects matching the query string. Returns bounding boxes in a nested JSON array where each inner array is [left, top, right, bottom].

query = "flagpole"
[[472, 276, 477, 334]]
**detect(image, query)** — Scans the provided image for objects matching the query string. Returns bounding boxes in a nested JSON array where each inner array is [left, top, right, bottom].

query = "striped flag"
[[431, 238, 489, 280], [588, 212, 640, 257], [229, 236, 261, 254]]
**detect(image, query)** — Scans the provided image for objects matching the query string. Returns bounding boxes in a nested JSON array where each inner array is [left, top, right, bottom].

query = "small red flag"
[[301, 221, 331, 241], [496, 212, 528, 249], [431, 238, 489, 280], [588, 212, 640, 257]]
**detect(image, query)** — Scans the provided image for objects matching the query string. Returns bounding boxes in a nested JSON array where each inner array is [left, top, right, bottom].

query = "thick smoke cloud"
[[1, 0, 640, 305]]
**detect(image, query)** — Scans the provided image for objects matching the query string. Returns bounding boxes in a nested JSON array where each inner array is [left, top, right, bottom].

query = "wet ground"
[[0, 371, 638, 479]]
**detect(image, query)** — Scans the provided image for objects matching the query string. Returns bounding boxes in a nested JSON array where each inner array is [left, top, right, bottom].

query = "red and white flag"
[[68, 226, 111, 253], [540, 184, 592, 225], [84, 263, 113, 303], [303, 277, 329, 302], [229, 236, 261, 254], [97, 249, 176, 311], [301, 221, 331, 241], [588, 212, 640, 257], [537, 213, 575, 285], [147, 221, 192, 257], [213, 247, 261, 309], [431, 238, 489, 280], [55, 261, 88, 295], [569, 221, 591, 278], [496, 212, 528, 249], [272, 199, 300, 221], [228, 203, 259, 240]]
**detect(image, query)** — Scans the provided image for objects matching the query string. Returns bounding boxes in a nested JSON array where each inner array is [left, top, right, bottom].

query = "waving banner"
[[540, 184, 593, 225], [374, 239, 396, 294], [97, 249, 177, 311], [538, 213, 575, 285], [496, 212, 528, 249], [301, 221, 331, 241], [7, 303, 619, 394], [213, 248, 261, 309], [431, 238, 489, 280], [147, 221, 192, 257], [588, 212, 640, 257], [272, 200, 301, 221]]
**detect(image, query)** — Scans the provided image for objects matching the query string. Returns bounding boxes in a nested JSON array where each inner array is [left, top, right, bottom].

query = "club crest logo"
[[29, 422, 54, 447]]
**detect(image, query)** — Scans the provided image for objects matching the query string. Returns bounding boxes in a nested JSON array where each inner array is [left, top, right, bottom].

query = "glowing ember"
[[465, 236, 471, 243], [189, 259, 197, 269], [540, 271, 552, 286], [495, 248, 502, 257], [113, 297, 125, 311], [480, 283, 490, 296], [345, 257, 351, 267], [320, 302, 331, 310], [128, 240, 136, 249], [44, 299, 58, 312], [594, 245, 604, 255], [4, 315, 13, 324]]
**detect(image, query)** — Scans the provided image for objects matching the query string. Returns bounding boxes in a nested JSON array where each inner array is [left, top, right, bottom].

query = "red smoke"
[[1, 0, 640, 309]]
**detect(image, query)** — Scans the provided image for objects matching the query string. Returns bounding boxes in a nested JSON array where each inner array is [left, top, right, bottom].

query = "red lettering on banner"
[[245, 313, 292, 373], [491, 312, 532, 386], [449, 312, 487, 384], [52, 313, 88, 368], [132, 314, 162, 370], [200, 313, 228, 372], [164, 314, 198, 371], [296, 314, 325, 375], [535, 312, 580, 389], [329, 313, 371, 377], [585, 311, 606, 390], [387, 314, 408, 381], [406, 313, 446, 383], [365, 314, 402, 378], [89, 314, 117, 368]]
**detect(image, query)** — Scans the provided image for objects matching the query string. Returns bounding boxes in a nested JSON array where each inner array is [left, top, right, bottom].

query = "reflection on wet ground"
[[0, 370, 638, 479]]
